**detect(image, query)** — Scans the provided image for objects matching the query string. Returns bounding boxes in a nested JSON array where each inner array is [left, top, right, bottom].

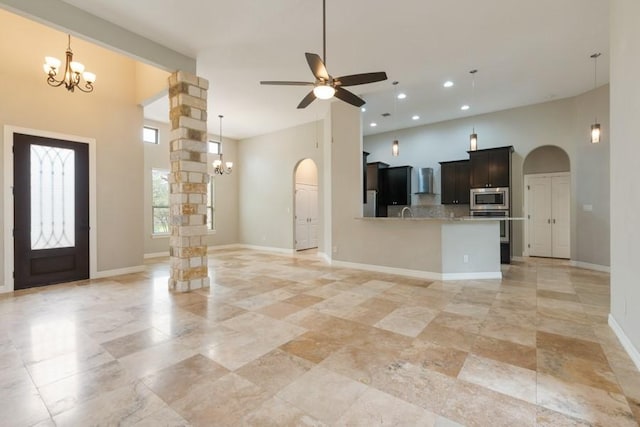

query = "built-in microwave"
[[470, 187, 509, 211]]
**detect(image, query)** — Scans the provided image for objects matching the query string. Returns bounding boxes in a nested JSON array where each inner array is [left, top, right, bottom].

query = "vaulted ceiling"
[[58, 0, 609, 139]]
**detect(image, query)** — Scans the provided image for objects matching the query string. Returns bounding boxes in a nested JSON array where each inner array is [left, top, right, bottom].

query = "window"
[[151, 169, 169, 234], [143, 126, 159, 144], [208, 140, 220, 154], [207, 177, 215, 231]]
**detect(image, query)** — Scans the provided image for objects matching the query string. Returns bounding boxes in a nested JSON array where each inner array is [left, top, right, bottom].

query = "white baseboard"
[[237, 244, 295, 255], [143, 251, 169, 259], [330, 259, 442, 280], [441, 272, 502, 280], [570, 260, 610, 273], [92, 265, 145, 279], [318, 252, 331, 264], [511, 256, 525, 262], [329, 259, 500, 281], [608, 314, 640, 371]]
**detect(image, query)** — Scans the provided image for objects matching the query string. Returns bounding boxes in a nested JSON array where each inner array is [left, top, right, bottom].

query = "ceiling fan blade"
[[337, 72, 388, 87], [334, 87, 365, 107], [297, 91, 317, 109], [260, 81, 314, 86], [305, 53, 330, 80]]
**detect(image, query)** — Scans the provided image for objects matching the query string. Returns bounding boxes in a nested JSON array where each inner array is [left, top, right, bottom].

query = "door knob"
[[548, 219, 551, 224], [553, 219, 556, 224]]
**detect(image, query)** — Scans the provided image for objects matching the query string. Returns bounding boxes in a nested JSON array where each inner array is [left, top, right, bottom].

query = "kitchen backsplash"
[[387, 204, 470, 218]]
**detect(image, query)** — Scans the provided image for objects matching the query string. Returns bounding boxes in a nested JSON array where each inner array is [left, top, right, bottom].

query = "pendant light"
[[213, 115, 233, 175], [590, 53, 601, 144], [469, 69, 478, 151], [392, 81, 400, 156]]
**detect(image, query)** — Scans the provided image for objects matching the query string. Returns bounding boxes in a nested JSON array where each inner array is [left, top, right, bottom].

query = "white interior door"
[[525, 173, 571, 259], [295, 185, 310, 250], [308, 186, 319, 248], [551, 175, 570, 258], [528, 176, 552, 257], [295, 184, 318, 251]]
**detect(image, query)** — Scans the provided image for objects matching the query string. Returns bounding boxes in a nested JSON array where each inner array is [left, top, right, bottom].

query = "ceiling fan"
[[260, 0, 388, 109]]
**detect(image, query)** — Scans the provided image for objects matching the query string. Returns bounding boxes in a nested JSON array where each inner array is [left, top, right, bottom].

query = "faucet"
[[401, 206, 413, 219]]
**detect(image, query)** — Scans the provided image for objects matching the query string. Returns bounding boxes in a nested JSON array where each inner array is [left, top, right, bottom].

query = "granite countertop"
[[357, 216, 525, 221]]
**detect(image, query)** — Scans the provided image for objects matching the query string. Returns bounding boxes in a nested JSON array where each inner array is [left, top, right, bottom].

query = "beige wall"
[[0, 9, 144, 278], [135, 63, 169, 106], [610, 0, 640, 356], [238, 121, 324, 251], [364, 86, 611, 267], [143, 119, 239, 255]]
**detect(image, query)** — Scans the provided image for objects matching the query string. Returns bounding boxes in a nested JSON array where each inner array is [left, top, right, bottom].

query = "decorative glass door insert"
[[30, 145, 75, 250]]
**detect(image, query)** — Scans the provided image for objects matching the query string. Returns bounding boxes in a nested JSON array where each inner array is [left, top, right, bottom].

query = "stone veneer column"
[[167, 71, 210, 292]]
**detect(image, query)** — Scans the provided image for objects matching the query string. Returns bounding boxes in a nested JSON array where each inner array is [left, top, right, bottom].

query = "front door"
[[13, 133, 90, 290]]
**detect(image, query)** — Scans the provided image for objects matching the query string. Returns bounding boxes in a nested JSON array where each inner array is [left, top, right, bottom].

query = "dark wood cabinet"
[[366, 161, 389, 216], [468, 146, 513, 188], [363, 152, 369, 203], [381, 166, 412, 206], [440, 160, 470, 205]]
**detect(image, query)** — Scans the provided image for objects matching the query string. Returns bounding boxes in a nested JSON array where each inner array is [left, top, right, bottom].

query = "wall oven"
[[470, 187, 509, 211], [470, 210, 509, 243]]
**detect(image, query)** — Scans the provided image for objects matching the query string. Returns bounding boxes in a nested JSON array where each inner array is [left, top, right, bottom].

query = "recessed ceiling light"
[[443, 81, 454, 88], [397, 93, 407, 100], [370, 122, 377, 127], [461, 105, 470, 111], [361, 107, 366, 112], [412, 115, 420, 120]]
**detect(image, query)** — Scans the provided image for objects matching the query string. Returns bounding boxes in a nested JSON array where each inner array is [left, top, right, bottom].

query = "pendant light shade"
[[468, 69, 478, 151], [391, 81, 400, 156], [469, 132, 478, 151], [590, 53, 601, 144], [392, 140, 399, 156], [591, 123, 601, 144]]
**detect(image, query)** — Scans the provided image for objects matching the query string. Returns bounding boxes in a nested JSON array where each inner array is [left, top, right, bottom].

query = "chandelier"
[[43, 35, 96, 93], [213, 115, 233, 175]]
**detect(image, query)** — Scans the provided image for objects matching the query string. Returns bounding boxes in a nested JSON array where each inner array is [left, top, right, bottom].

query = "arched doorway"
[[294, 159, 319, 251], [523, 145, 571, 259]]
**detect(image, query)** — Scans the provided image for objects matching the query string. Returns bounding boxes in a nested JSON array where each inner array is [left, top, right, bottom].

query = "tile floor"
[[1, 248, 639, 426]]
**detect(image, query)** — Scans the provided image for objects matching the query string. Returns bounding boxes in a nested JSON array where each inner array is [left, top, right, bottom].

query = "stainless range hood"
[[415, 167, 434, 194]]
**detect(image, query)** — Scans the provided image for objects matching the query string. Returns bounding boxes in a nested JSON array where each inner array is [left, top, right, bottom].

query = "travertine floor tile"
[[458, 354, 537, 403], [335, 387, 438, 426], [441, 380, 537, 427], [1, 250, 638, 427], [537, 372, 637, 426], [277, 366, 369, 424], [236, 348, 314, 395], [141, 354, 228, 404]]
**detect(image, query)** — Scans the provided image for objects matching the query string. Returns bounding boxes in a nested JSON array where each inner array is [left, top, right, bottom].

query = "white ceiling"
[[61, 0, 609, 140]]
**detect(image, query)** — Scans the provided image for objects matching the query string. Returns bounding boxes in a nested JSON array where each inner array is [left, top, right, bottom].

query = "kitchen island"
[[330, 216, 513, 280]]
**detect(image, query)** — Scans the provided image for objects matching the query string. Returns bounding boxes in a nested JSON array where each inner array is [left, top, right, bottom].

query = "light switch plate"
[[583, 204, 593, 212]]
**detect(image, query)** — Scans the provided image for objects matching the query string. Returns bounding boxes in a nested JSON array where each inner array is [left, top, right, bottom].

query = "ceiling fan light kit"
[[260, 0, 387, 109]]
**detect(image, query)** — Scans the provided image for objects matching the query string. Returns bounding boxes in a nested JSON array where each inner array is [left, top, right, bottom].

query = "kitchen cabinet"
[[440, 160, 470, 205], [468, 146, 513, 188], [381, 166, 412, 206], [363, 152, 369, 203], [366, 161, 389, 216]]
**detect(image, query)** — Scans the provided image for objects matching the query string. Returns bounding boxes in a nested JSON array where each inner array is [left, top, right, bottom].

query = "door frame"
[[523, 171, 570, 257], [3, 125, 97, 293]]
